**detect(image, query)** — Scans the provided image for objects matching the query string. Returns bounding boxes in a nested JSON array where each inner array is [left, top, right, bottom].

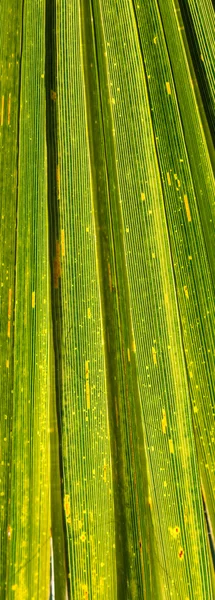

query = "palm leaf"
[[0, 1, 214, 599], [133, 0, 215, 549], [1, 1, 50, 598]]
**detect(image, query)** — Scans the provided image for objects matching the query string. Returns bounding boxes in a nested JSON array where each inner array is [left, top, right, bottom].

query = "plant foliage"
[[0, 1, 214, 599]]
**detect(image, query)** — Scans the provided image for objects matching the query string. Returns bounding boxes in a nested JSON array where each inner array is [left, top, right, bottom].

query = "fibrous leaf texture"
[[0, 1, 215, 599]]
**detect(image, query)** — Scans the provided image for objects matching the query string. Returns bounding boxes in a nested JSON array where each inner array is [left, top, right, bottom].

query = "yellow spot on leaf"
[[64, 494, 71, 521], [82, 584, 88, 599], [7, 525, 12, 539], [127, 348, 130, 362], [6, 360, 9, 369], [162, 409, 167, 434], [152, 347, 157, 365], [169, 439, 174, 454], [87, 308, 91, 319], [132, 339, 136, 353], [184, 285, 189, 299], [1, 96, 4, 126], [166, 82, 171, 95], [85, 361, 90, 409], [167, 172, 171, 185], [61, 229, 65, 257], [178, 547, 184, 560], [184, 194, 191, 222], [8, 289, 12, 318], [168, 526, 180, 539], [7, 289, 12, 337], [32, 291, 35, 308], [141, 192, 145, 201]]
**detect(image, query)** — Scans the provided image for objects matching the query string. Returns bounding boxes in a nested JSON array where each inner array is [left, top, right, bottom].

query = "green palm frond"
[[0, 1, 214, 599]]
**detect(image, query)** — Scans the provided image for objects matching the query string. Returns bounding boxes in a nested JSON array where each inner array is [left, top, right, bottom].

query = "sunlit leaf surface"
[[0, 1, 214, 598]]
